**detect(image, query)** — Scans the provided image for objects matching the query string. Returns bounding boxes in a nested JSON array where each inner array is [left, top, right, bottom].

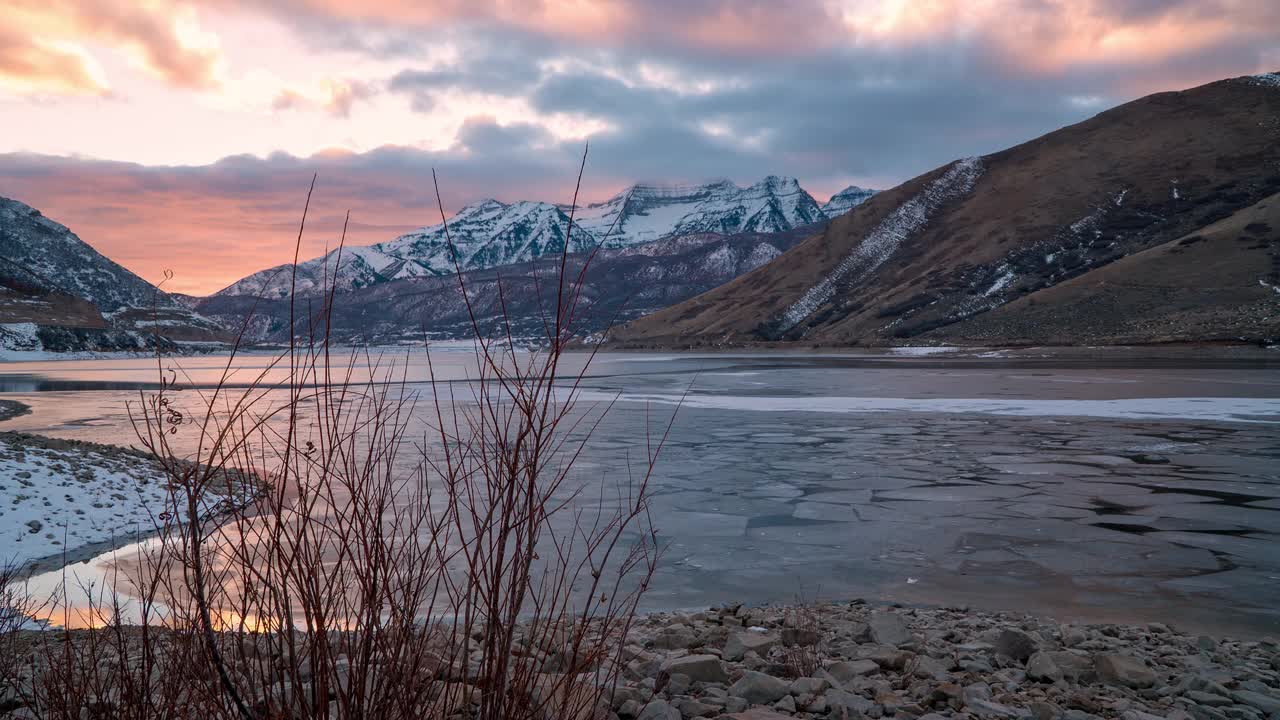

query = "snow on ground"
[[1242, 72, 1280, 89], [0, 435, 227, 571], [888, 346, 960, 356]]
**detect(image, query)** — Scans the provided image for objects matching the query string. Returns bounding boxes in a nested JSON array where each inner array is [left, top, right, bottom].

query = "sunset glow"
[[2, 0, 1276, 294]]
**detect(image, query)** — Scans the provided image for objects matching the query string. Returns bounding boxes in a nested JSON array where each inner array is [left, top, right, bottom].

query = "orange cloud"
[[0, 26, 109, 95], [272, 78, 377, 117], [839, 0, 1277, 77], [1, 0, 223, 95]]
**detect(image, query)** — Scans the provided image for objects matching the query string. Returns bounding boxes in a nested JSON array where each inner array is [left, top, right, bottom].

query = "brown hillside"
[[927, 192, 1280, 344], [607, 73, 1280, 347]]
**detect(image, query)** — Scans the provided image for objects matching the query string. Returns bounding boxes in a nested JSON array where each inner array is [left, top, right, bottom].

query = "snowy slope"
[[568, 176, 828, 247], [1, 197, 176, 313], [821, 186, 877, 217], [219, 176, 833, 299], [0, 196, 225, 343], [219, 200, 598, 299]]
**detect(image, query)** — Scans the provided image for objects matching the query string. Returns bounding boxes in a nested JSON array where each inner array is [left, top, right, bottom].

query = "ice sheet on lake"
[[572, 391, 1280, 424]]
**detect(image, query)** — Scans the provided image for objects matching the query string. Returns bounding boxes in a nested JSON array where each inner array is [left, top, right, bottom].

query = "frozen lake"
[[2, 346, 1279, 634]]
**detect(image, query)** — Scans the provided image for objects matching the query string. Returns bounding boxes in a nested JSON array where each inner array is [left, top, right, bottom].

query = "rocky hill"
[[216, 176, 860, 301], [196, 223, 821, 344], [0, 196, 226, 355], [607, 73, 1280, 348]]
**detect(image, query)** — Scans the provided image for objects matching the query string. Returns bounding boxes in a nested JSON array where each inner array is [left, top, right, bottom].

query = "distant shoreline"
[[0, 399, 31, 422]]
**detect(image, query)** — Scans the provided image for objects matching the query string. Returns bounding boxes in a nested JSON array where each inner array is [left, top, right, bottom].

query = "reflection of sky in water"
[[5, 350, 1280, 635]]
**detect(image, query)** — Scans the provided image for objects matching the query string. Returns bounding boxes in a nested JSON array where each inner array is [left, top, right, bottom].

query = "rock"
[[659, 655, 728, 684], [774, 694, 796, 713], [729, 670, 791, 705], [636, 699, 681, 720], [963, 682, 992, 705], [969, 699, 1025, 719], [1197, 636, 1217, 652], [1094, 654, 1157, 689], [790, 677, 829, 696], [1232, 690, 1280, 716], [1062, 626, 1088, 648], [1031, 702, 1061, 720], [996, 628, 1039, 662], [1045, 651, 1095, 683], [1185, 691, 1233, 707], [870, 612, 912, 646], [1121, 712, 1166, 720], [828, 659, 880, 683], [1026, 652, 1063, 683], [913, 655, 952, 681], [673, 697, 719, 717], [725, 709, 797, 720], [654, 625, 698, 650], [783, 626, 822, 647], [827, 688, 877, 717], [725, 630, 780, 662]]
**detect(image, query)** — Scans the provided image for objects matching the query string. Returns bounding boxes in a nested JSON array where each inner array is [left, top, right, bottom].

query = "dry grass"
[[0, 155, 670, 719]]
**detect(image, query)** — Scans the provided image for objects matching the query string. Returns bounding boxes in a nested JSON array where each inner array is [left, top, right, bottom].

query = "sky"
[[1, 1, 1277, 295]]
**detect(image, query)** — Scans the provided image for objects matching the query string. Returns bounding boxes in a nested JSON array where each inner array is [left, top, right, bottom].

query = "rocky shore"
[[0, 430, 258, 575], [609, 600, 1279, 720], [3, 600, 1276, 719]]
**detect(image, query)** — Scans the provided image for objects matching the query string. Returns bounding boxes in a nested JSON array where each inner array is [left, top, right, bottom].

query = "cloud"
[[272, 77, 378, 117], [1, 0, 223, 95], [0, 133, 591, 294], [0, 26, 110, 95], [2, 0, 1278, 293]]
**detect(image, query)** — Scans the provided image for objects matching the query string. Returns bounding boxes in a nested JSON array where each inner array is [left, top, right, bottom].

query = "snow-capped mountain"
[[0, 195, 226, 352], [219, 200, 598, 299], [821, 186, 877, 217], [219, 175, 841, 299], [1, 196, 175, 313], [568, 176, 829, 246]]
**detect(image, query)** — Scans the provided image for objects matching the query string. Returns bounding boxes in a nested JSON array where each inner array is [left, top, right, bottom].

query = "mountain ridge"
[[606, 72, 1280, 348], [0, 196, 226, 354], [216, 176, 874, 300]]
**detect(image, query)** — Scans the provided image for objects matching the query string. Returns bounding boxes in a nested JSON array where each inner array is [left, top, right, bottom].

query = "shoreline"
[[0, 400, 30, 423], [0, 430, 260, 578], [3, 599, 1277, 720]]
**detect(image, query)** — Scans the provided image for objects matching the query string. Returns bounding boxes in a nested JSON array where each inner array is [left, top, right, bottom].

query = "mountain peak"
[[821, 185, 878, 217], [219, 174, 836, 299]]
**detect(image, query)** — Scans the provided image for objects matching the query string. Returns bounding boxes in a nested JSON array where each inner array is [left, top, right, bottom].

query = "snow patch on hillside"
[[775, 157, 984, 332], [1241, 72, 1280, 89]]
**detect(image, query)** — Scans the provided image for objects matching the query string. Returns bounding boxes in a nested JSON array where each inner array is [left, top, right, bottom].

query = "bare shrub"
[[781, 593, 824, 679], [1, 155, 669, 720]]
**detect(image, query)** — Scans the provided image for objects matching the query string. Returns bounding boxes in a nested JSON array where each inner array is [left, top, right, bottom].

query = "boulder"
[[653, 625, 698, 650], [827, 688, 877, 717], [729, 671, 791, 705], [995, 628, 1039, 662], [1094, 654, 1157, 689], [828, 659, 880, 683], [725, 631, 780, 662], [1026, 652, 1063, 682], [636, 699, 680, 720], [659, 655, 728, 684], [869, 612, 912, 646], [1231, 690, 1280, 716]]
